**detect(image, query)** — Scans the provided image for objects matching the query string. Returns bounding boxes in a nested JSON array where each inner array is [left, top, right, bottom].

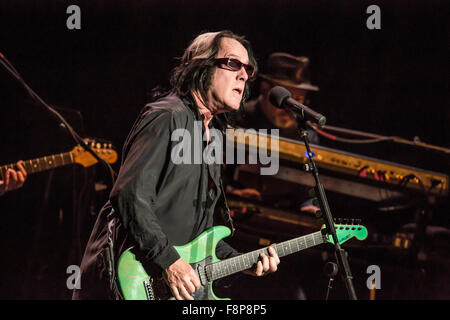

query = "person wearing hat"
[[237, 52, 320, 141], [228, 52, 320, 215]]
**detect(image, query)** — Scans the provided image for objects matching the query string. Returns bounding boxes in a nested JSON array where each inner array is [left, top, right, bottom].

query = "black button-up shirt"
[[110, 93, 237, 270]]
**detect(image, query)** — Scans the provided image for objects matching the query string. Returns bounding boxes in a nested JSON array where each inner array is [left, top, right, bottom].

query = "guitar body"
[[117, 225, 231, 300], [117, 222, 368, 300]]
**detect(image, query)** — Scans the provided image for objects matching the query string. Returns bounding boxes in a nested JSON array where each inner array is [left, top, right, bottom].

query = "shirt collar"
[[181, 93, 214, 128]]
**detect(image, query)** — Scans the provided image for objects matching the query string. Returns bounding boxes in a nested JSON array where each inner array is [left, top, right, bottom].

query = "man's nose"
[[237, 66, 248, 81]]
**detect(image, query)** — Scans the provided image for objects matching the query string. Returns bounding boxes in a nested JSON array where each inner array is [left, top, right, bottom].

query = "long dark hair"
[[171, 30, 257, 103], [149, 31, 257, 129]]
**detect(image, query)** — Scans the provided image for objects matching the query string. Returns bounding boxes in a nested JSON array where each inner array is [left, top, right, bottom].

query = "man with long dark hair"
[[73, 30, 279, 300]]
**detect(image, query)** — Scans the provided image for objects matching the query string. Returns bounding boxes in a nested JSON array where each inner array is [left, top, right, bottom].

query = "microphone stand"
[[295, 116, 358, 300]]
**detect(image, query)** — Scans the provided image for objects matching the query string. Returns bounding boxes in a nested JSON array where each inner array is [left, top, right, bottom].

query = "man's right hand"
[[164, 258, 201, 300]]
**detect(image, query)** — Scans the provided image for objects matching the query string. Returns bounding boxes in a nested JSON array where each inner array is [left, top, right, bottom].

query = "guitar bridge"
[[143, 279, 155, 300], [197, 264, 210, 286]]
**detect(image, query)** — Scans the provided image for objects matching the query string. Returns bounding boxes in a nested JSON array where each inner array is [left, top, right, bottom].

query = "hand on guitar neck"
[[241, 246, 280, 277], [0, 161, 27, 196], [0, 140, 118, 196], [164, 246, 280, 300], [118, 224, 367, 300]]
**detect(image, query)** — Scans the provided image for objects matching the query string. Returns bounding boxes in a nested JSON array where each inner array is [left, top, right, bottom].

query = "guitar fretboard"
[[206, 230, 325, 281], [0, 152, 74, 180]]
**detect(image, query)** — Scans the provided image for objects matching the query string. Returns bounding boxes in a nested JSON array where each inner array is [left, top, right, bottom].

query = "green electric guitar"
[[117, 223, 368, 300]]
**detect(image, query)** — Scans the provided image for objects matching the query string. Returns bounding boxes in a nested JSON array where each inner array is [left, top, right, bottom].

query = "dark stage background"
[[0, 0, 448, 300]]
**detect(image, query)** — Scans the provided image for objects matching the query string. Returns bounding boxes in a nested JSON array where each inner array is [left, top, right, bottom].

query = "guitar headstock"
[[322, 218, 368, 245], [72, 139, 118, 167]]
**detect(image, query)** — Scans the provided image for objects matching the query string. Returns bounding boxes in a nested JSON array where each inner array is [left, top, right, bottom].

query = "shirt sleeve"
[[215, 239, 240, 260], [110, 110, 180, 270]]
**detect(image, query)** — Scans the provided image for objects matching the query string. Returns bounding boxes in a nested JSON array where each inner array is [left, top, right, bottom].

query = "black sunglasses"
[[214, 58, 255, 78]]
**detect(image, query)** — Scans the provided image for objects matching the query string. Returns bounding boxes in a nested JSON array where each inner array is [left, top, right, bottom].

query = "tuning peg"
[[308, 188, 316, 197], [312, 198, 320, 207], [315, 210, 322, 219]]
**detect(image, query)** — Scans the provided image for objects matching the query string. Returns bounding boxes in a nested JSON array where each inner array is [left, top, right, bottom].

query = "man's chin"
[[224, 103, 241, 112]]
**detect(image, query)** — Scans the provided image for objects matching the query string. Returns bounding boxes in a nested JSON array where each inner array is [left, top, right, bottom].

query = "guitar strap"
[[105, 209, 124, 300], [219, 179, 235, 237]]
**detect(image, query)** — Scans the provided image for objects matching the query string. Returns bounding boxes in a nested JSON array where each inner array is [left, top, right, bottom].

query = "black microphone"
[[269, 86, 326, 127]]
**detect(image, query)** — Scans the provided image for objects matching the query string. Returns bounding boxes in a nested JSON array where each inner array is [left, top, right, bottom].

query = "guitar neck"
[[0, 152, 74, 179], [207, 230, 325, 281]]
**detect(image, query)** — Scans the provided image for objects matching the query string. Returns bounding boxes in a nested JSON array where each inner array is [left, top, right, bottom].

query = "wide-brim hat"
[[258, 52, 319, 92]]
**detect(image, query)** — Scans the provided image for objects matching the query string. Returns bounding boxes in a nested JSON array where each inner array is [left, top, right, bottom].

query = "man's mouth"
[[233, 88, 242, 95]]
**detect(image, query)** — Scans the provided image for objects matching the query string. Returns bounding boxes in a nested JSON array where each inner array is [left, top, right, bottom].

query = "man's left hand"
[[243, 246, 280, 277]]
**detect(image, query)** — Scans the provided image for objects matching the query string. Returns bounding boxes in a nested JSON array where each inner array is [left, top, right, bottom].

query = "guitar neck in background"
[[0, 152, 74, 180], [207, 230, 325, 281]]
